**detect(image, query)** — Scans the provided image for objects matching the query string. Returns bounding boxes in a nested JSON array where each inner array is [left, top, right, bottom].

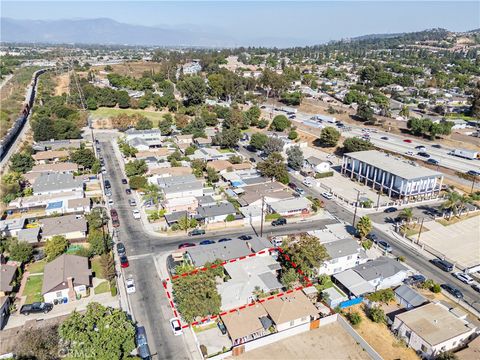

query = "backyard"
[[91, 257, 105, 279], [23, 274, 44, 303], [27, 260, 46, 274]]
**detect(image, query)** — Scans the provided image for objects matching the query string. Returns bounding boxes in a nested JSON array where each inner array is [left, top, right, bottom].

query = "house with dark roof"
[[353, 257, 409, 290], [394, 285, 428, 309], [42, 254, 91, 303], [0, 264, 18, 295], [196, 202, 237, 224], [40, 214, 87, 240], [33, 172, 84, 196]]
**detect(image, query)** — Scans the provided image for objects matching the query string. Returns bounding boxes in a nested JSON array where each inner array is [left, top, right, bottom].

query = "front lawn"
[[94, 281, 110, 295], [28, 260, 46, 274], [91, 257, 104, 279], [23, 275, 44, 303]]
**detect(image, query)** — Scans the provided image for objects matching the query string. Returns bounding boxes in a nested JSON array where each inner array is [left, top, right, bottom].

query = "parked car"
[[367, 233, 379, 241], [321, 192, 333, 200], [129, 199, 136, 206], [120, 255, 129, 268], [440, 284, 463, 299], [108, 199, 114, 206], [121, 178, 128, 184], [178, 243, 196, 249], [404, 274, 426, 286], [218, 238, 232, 242], [384, 207, 398, 213], [249, 157, 256, 163], [375, 240, 392, 253], [170, 318, 183, 336], [199, 240, 215, 245], [431, 144, 442, 148], [136, 326, 151, 360], [417, 152, 430, 158], [188, 229, 206, 236], [238, 235, 252, 241], [472, 283, 480, 293], [296, 188, 305, 195], [302, 178, 313, 187], [125, 188, 132, 195], [427, 158, 439, 165], [132, 209, 141, 220], [126, 277, 136, 294], [217, 321, 227, 335], [271, 218, 287, 226], [452, 272, 474, 285], [104, 179, 111, 189], [20, 302, 53, 315], [430, 258, 454, 272], [116, 242, 126, 257], [288, 182, 298, 191]]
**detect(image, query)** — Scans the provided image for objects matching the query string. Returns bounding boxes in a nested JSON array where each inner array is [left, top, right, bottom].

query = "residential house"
[[392, 302, 477, 359], [163, 181, 204, 200], [195, 196, 217, 207], [394, 285, 428, 309], [147, 166, 192, 178], [0, 296, 10, 330], [190, 148, 231, 162], [40, 214, 88, 240], [319, 238, 362, 275], [174, 134, 193, 145], [268, 197, 311, 217], [304, 156, 331, 174], [30, 162, 78, 174], [208, 160, 252, 174], [157, 174, 198, 188], [9, 191, 84, 211], [237, 181, 292, 207], [333, 270, 375, 298], [125, 129, 162, 148], [135, 148, 173, 161], [17, 227, 41, 244], [163, 196, 199, 214], [0, 264, 18, 295], [33, 139, 81, 152], [353, 257, 409, 290], [262, 292, 319, 332], [66, 198, 91, 214], [321, 286, 348, 308], [196, 202, 237, 224], [0, 218, 26, 238], [32, 150, 69, 164], [164, 211, 189, 226], [194, 137, 212, 148], [221, 304, 272, 346], [217, 255, 282, 310], [42, 254, 92, 303], [127, 138, 150, 151], [33, 173, 84, 196]]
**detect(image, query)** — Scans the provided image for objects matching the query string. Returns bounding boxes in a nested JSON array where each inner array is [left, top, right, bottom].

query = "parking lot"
[[235, 322, 370, 360]]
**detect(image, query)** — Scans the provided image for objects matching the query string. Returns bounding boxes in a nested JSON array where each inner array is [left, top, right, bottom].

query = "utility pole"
[[471, 174, 477, 194], [376, 191, 381, 210], [260, 196, 265, 237], [417, 217, 425, 244], [352, 189, 361, 227]]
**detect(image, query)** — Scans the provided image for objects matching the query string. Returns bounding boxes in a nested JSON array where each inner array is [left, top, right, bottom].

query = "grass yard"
[[94, 281, 110, 295], [193, 322, 218, 333], [401, 223, 429, 237], [23, 275, 44, 303], [90, 107, 165, 126], [27, 260, 46, 274], [218, 148, 234, 153], [91, 256, 104, 279], [437, 212, 479, 226]]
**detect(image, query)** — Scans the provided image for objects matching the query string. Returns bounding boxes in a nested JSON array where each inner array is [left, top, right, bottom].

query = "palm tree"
[[399, 208, 414, 224], [457, 194, 472, 217], [142, 183, 162, 210], [441, 191, 462, 219]]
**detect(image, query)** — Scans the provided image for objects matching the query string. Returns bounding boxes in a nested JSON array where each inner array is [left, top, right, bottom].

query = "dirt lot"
[[235, 322, 370, 360], [54, 73, 70, 96], [91, 61, 163, 78], [343, 305, 419, 360]]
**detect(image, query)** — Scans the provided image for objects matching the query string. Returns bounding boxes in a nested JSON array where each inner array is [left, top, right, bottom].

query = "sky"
[[2, 1, 479, 46]]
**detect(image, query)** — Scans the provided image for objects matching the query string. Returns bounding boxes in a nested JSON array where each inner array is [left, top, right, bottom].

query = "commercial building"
[[341, 150, 444, 201]]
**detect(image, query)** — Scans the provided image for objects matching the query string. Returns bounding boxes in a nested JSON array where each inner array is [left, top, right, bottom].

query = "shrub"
[[366, 306, 386, 323], [110, 281, 117, 296], [431, 283, 442, 293], [315, 171, 334, 179], [367, 289, 395, 304], [225, 214, 235, 222], [347, 311, 362, 326]]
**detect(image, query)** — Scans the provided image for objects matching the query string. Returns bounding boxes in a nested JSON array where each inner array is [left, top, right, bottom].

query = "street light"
[[352, 189, 365, 227]]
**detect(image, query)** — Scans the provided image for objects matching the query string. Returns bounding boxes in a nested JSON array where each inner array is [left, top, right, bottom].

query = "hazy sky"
[[2, 1, 479, 46]]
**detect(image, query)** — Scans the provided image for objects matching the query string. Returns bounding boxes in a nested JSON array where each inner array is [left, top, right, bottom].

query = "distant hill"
[[0, 17, 235, 47]]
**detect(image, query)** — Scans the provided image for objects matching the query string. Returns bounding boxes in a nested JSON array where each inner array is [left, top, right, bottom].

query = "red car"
[[178, 243, 196, 249], [403, 139, 412, 143], [120, 255, 129, 268]]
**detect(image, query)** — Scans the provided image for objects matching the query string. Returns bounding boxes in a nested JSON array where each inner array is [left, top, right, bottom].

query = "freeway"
[[262, 104, 480, 174], [238, 144, 480, 309]]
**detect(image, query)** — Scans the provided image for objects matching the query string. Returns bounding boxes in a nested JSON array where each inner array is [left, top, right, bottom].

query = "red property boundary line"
[[161, 247, 314, 329]]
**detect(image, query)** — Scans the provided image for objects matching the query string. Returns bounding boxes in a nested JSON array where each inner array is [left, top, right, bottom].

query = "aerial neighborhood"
[[0, 4, 480, 360]]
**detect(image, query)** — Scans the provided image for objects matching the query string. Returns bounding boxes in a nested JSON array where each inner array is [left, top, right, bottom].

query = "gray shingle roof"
[[395, 285, 427, 307], [40, 214, 87, 237], [353, 257, 408, 281], [33, 173, 83, 194], [197, 202, 236, 218], [17, 228, 40, 243], [42, 254, 91, 294], [187, 239, 252, 267], [163, 181, 203, 195], [324, 238, 360, 259]]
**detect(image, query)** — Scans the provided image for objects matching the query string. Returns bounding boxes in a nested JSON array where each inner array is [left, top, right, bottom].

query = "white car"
[[132, 209, 141, 220], [170, 317, 183, 336], [125, 277, 136, 294], [302, 178, 313, 187], [108, 199, 114, 206], [452, 272, 474, 285], [322, 192, 333, 200]]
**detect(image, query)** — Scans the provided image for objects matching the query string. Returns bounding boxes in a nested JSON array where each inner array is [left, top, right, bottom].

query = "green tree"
[[367, 306, 386, 323], [158, 114, 173, 135], [213, 127, 241, 149], [399, 208, 414, 224], [282, 234, 330, 277], [45, 235, 69, 261], [32, 116, 55, 141], [257, 152, 289, 184], [100, 253, 116, 282], [342, 137, 374, 153], [263, 137, 284, 156], [206, 167, 219, 183], [356, 103, 375, 123], [135, 117, 153, 130], [88, 230, 110, 255], [356, 216, 372, 240], [225, 214, 235, 222], [367, 289, 395, 303], [228, 155, 243, 164], [177, 76, 207, 105], [399, 105, 410, 118], [286, 145, 304, 171], [15, 325, 60, 360], [124, 160, 147, 177], [86, 207, 108, 229], [319, 126, 341, 147], [281, 91, 302, 106], [441, 191, 472, 219], [435, 351, 458, 360], [280, 268, 299, 290], [70, 148, 96, 169], [347, 311, 362, 326], [244, 106, 261, 126], [249, 133, 268, 150], [143, 183, 162, 209], [86, 97, 98, 110], [10, 153, 34, 173], [59, 302, 135, 360], [8, 239, 33, 262], [128, 175, 147, 190], [270, 115, 291, 132], [116, 90, 131, 108], [288, 130, 298, 140], [470, 82, 480, 117]]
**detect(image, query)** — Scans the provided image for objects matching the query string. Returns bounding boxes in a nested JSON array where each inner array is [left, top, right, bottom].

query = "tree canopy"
[[257, 152, 289, 184], [270, 115, 291, 132], [282, 234, 330, 278], [286, 145, 304, 171], [319, 126, 341, 147]]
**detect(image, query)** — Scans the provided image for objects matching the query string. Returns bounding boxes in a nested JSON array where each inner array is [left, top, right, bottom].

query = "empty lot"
[[235, 322, 370, 360]]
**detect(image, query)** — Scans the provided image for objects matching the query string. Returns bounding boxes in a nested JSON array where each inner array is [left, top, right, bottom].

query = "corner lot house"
[[40, 214, 87, 240], [262, 291, 319, 332], [319, 238, 362, 275], [392, 302, 477, 358], [42, 254, 91, 303], [33, 172, 84, 196]]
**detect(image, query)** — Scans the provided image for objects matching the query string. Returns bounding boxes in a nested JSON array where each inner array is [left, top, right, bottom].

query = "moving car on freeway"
[[200, 239, 215, 245]]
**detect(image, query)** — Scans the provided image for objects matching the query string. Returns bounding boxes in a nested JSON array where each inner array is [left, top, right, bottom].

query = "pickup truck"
[[20, 302, 53, 315]]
